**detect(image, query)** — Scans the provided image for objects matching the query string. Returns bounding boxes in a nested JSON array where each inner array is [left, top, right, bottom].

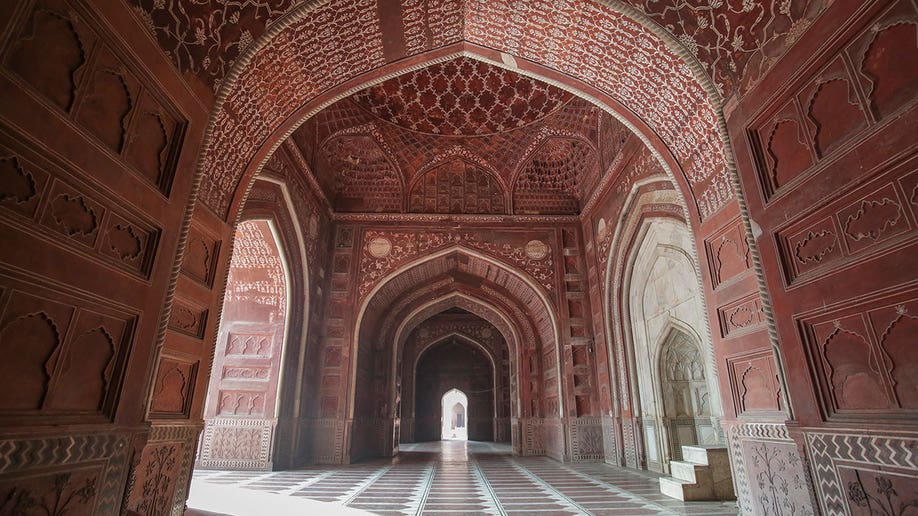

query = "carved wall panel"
[[800, 59, 869, 158], [747, 0, 918, 201], [850, 6, 918, 121], [739, 437, 813, 515], [718, 294, 767, 339], [0, 431, 133, 515], [0, 276, 135, 421], [0, 464, 102, 515], [727, 351, 783, 415], [800, 289, 918, 417], [180, 224, 220, 287], [125, 425, 199, 516], [0, 138, 161, 278], [806, 430, 918, 515], [149, 356, 196, 418], [776, 159, 917, 286], [705, 220, 752, 288], [408, 159, 506, 214], [198, 418, 275, 470], [167, 299, 207, 339], [3, 0, 185, 194], [568, 417, 603, 462], [726, 423, 814, 516]]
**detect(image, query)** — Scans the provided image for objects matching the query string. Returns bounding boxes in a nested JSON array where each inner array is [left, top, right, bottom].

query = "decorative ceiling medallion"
[[367, 236, 393, 258], [524, 240, 549, 260]]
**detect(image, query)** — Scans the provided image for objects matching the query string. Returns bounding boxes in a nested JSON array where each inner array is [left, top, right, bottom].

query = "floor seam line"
[[472, 456, 507, 516], [413, 462, 437, 515], [511, 458, 591, 515], [556, 460, 673, 512], [341, 464, 394, 505], [279, 469, 336, 495]]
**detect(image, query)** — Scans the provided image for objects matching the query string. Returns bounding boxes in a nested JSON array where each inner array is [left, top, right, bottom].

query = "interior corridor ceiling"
[[288, 56, 626, 215]]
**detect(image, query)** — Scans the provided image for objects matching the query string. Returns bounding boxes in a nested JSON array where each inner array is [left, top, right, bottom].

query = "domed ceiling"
[[288, 57, 632, 216]]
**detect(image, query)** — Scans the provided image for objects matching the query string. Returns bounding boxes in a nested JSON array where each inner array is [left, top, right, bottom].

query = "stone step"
[[669, 460, 704, 483], [660, 445, 736, 502], [681, 445, 729, 466], [659, 476, 714, 501]]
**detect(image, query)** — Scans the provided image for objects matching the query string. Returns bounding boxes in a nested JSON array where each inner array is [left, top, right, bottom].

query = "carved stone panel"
[[125, 442, 182, 516], [807, 430, 918, 515], [727, 350, 783, 415], [180, 225, 219, 286], [149, 356, 196, 418], [0, 464, 102, 515], [167, 299, 208, 339], [705, 220, 752, 288], [799, 289, 918, 419], [0, 154, 48, 219], [777, 161, 916, 286], [847, 2, 918, 121], [0, 431, 133, 515], [3, 0, 186, 194], [0, 140, 161, 278], [0, 280, 134, 421], [718, 294, 767, 339], [4, 0, 91, 112]]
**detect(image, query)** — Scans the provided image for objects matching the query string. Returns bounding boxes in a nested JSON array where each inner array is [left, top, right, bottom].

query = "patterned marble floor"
[[188, 441, 739, 515]]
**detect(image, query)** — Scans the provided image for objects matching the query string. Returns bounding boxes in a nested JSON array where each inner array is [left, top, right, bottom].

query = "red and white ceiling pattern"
[[351, 57, 574, 136], [292, 59, 610, 216], [130, 0, 824, 99], [162, 0, 821, 220]]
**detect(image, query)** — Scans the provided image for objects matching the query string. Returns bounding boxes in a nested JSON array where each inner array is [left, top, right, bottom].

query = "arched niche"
[[196, 176, 312, 471], [198, 218, 289, 470], [604, 182, 722, 473], [656, 325, 712, 462]]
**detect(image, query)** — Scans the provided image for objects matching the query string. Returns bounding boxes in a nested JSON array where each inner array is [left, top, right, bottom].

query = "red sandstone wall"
[[0, 0, 210, 513], [727, 0, 918, 512]]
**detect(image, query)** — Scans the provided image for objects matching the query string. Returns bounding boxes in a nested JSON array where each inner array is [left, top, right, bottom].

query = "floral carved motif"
[[358, 229, 554, 297]]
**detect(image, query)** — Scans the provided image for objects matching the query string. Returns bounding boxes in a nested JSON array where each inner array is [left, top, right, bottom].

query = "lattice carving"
[[353, 56, 572, 135], [408, 159, 505, 214]]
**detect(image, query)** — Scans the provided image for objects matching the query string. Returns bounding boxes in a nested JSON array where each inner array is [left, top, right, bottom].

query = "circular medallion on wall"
[[481, 328, 492, 339], [524, 239, 549, 260], [367, 236, 392, 258]]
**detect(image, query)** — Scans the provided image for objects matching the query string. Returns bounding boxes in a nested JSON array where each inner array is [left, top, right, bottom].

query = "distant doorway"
[[441, 389, 468, 441]]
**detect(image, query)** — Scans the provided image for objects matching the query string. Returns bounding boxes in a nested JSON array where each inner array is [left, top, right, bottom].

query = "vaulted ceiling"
[[130, 0, 825, 99], [288, 57, 631, 215]]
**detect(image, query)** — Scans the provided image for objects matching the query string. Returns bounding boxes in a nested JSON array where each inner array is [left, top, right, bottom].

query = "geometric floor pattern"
[[190, 441, 738, 515]]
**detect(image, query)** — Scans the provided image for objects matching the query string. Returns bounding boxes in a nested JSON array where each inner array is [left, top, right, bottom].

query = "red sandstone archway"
[[351, 246, 563, 461], [183, 6, 789, 470], [174, 1, 791, 472], [392, 292, 522, 423]]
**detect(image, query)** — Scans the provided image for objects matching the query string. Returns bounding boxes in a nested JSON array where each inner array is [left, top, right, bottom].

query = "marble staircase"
[[659, 445, 735, 501]]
